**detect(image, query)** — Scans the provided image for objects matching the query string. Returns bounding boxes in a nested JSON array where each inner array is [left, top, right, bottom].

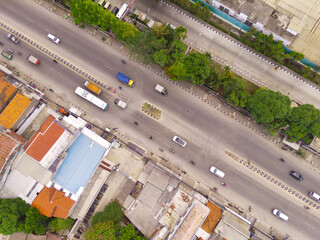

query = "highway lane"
[[134, 0, 320, 109], [0, 0, 320, 239]]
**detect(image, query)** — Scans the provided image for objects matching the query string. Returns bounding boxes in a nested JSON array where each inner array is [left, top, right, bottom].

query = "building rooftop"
[[0, 92, 31, 129], [0, 77, 17, 109], [53, 133, 108, 195], [25, 115, 65, 163], [0, 130, 26, 172], [31, 186, 75, 219]]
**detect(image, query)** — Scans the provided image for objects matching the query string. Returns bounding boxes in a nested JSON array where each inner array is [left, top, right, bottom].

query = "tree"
[[183, 52, 211, 84], [153, 49, 170, 67], [247, 89, 291, 124], [84, 221, 117, 240], [286, 104, 320, 143], [0, 198, 29, 235], [119, 224, 137, 240], [166, 61, 187, 80], [285, 51, 304, 62], [24, 207, 49, 234], [49, 217, 75, 233], [91, 201, 123, 226]]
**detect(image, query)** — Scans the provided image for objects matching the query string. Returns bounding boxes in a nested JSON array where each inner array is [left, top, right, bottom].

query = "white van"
[[114, 99, 127, 109], [309, 191, 320, 202], [272, 209, 289, 221], [27, 55, 40, 65], [104, 2, 111, 10], [210, 166, 225, 178]]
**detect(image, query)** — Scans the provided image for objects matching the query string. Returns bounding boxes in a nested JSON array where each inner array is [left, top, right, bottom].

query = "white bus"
[[116, 3, 128, 19], [75, 87, 108, 110]]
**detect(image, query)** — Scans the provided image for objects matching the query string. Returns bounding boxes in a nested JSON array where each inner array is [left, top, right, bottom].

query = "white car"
[[172, 136, 187, 147], [47, 33, 60, 44], [209, 166, 225, 178], [7, 33, 19, 43], [272, 209, 289, 221]]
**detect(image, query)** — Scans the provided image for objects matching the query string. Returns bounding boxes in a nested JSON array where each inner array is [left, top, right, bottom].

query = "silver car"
[[47, 33, 60, 44], [7, 33, 19, 43], [173, 136, 187, 147]]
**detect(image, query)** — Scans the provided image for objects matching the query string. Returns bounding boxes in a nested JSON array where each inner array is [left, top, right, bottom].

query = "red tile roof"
[[31, 186, 75, 219], [25, 115, 65, 162], [0, 131, 25, 171]]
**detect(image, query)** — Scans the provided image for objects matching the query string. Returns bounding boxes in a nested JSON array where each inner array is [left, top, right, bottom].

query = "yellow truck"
[[84, 81, 102, 95]]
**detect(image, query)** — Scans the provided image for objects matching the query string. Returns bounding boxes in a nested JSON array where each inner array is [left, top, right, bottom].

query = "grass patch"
[[142, 102, 161, 119]]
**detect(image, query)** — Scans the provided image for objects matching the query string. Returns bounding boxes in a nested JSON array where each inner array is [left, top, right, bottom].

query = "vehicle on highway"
[[7, 33, 19, 43], [173, 136, 187, 147], [210, 166, 225, 178], [289, 171, 304, 181], [116, 72, 135, 87], [47, 33, 60, 44], [309, 191, 320, 202], [155, 84, 168, 95], [114, 99, 127, 109], [272, 209, 289, 221], [74, 87, 108, 110], [27, 55, 40, 65], [84, 81, 102, 95], [1, 50, 12, 60]]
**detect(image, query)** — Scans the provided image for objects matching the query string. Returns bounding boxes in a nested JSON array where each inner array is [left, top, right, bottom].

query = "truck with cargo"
[[27, 55, 40, 65], [84, 81, 102, 95], [114, 99, 127, 109], [155, 84, 168, 95], [116, 72, 135, 87]]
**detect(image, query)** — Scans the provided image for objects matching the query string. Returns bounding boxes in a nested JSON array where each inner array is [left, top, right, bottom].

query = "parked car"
[[47, 33, 60, 44], [272, 209, 289, 221], [7, 33, 19, 43], [111, 6, 119, 15], [209, 166, 225, 178], [172, 136, 187, 147], [289, 171, 304, 181], [309, 191, 320, 202]]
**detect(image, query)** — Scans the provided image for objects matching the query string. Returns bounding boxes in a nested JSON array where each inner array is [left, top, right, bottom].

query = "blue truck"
[[116, 72, 135, 87]]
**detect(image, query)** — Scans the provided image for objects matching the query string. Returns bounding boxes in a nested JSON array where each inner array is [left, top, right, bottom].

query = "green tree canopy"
[[85, 221, 117, 240], [183, 52, 211, 84], [91, 201, 123, 226], [0, 198, 29, 235], [24, 207, 49, 234], [49, 217, 75, 233], [247, 89, 291, 124], [286, 104, 320, 143]]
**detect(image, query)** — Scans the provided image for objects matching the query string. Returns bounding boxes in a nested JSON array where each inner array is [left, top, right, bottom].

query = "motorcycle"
[[249, 206, 252, 212], [119, 86, 123, 90], [7, 49, 13, 53], [149, 136, 153, 140], [121, 60, 126, 64], [280, 158, 285, 162], [169, 148, 175, 153], [53, 59, 58, 63], [221, 182, 227, 187], [190, 161, 195, 165], [134, 121, 138, 126]]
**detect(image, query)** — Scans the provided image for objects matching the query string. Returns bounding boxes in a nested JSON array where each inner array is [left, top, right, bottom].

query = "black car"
[[290, 171, 304, 181], [111, 7, 119, 15], [7, 33, 19, 43]]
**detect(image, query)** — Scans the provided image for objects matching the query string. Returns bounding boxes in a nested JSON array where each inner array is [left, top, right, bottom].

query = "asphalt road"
[[0, 0, 319, 239], [134, 0, 320, 109]]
